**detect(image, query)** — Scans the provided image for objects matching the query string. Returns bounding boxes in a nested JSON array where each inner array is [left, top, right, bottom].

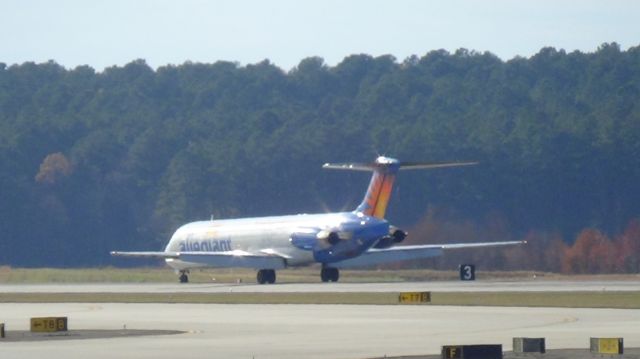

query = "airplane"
[[111, 156, 523, 284]]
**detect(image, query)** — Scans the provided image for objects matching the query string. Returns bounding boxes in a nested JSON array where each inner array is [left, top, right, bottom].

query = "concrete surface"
[[1, 302, 639, 359], [1, 280, 639, 293]]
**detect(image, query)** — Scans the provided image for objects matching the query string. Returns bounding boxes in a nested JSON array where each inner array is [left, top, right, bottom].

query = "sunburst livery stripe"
[[372, 174, 395, 218], [356, 168, 398, 219], [366, 172, 384, 212]]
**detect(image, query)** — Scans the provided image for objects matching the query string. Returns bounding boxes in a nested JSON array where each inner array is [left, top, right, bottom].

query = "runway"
[[1, 302, 639, 359], [1, 279, 639, 293]]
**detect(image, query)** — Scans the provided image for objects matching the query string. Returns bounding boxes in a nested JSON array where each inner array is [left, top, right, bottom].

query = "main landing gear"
[[257, 269, 276, 284], [179, 270, 189, 283], [321, 267, 339, 282]]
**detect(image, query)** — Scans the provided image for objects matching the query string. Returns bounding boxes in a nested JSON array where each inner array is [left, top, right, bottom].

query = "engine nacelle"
[[373, 227, 407, 249], [291, 230, 348, 250], [312, 218, 390, 263], [391, 228, 407, 243], [326, 231, 341, 245]]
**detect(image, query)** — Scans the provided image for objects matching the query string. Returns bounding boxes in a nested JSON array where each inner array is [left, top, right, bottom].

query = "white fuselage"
[[163, 211, 378, 271]]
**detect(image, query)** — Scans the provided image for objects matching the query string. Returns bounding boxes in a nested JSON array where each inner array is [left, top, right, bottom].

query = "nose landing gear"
[[179, 271, 189, 283]]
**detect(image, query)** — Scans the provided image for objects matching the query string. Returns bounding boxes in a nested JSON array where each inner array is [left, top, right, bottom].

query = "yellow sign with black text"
[[597, 338, 622, 354], [30, 317, 68, 333], [398, 291, 431, 303]]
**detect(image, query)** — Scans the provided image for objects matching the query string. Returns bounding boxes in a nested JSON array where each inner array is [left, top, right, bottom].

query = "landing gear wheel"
[[330, 268, 339, 282], [179, 272, 189, 283], [257, 269, 276, 284], [267, 269, 276, 284], [321, 268, 330, 282], [321, 267, 339, 282]]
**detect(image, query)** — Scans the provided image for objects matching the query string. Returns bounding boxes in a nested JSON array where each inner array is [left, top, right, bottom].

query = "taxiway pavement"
[[2, 280, 639, 358], [1, 302, 639, 359]]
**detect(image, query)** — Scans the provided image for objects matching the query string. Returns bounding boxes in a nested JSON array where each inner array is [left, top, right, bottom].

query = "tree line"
[[0, 43, 638, 270], [405, 209, 640, 274]]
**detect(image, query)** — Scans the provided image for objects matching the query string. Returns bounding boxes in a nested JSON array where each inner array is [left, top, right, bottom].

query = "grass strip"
[[0, 266, 559, 283], [0, 292, 397, 305], [1, 291, 639, 308]]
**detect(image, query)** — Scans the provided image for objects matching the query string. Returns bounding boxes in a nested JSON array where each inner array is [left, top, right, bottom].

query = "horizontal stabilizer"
[[324, 156, 479, 219], [322, 163, 376, 171], [398, 161, 478, 170], [323, 160, 478, 172]]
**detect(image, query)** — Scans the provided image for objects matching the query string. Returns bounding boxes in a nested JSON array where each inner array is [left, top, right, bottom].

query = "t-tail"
[[323, 156, 478, 219]]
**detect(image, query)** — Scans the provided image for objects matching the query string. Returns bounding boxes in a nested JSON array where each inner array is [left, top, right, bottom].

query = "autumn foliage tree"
[[502, 231, 568, 272], [560, 223, 640, 274], [405, 209, 639, 274], [615, 219, 640, 273], [35, 152, 73, 185], [560, 229, 613, 273]]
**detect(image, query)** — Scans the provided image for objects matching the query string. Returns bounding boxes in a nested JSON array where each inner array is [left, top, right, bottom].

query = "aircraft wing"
[[332, 241, 525, 268], [178, 250, 287, 269], [110, 251, 179, 258], [110, 250, 287, 269]]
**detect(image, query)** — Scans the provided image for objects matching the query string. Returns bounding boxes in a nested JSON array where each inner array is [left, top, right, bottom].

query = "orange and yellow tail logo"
[[356, 169, 397, 218]]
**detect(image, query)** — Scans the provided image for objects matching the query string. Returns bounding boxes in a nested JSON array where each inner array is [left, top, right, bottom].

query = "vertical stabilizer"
[[323, 157, 400, 219], [355, 158, 400, 218], [322, 157, 478, 219]]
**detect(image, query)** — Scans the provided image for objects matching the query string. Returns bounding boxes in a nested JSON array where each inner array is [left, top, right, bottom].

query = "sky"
[[1, 0, 639, 71]]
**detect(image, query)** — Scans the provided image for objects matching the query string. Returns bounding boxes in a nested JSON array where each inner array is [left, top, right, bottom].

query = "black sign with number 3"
[[459, 264, 475, 281]]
